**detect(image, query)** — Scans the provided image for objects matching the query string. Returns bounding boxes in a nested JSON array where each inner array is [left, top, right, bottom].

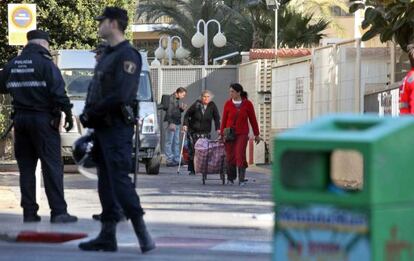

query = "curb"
[[0, 163, 19, 172], [0, 231, 87, 243]]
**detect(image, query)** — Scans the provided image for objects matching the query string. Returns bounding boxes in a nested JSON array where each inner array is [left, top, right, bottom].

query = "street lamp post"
[[191, 19, 227, 66], [266, 0, 280, 61], [153, 35, 189, 66]]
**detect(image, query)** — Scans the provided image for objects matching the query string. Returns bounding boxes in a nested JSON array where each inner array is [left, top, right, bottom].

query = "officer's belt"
[[14, 106, 54, 113]]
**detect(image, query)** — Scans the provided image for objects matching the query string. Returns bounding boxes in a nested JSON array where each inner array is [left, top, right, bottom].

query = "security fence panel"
[[312, 46, 336, 117], [150, 68, 160, 102], [271, 58, 311, 131], [337, 41, 359, 112], [150, 65, 238, 153], [239, 60, 273, 164], [205, 66, 238, 117]]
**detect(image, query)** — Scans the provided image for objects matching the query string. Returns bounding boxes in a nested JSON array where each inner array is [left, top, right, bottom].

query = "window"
[[62, 69, 152, 101]]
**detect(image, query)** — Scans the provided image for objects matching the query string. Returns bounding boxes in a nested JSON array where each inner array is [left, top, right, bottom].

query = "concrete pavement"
[[0, 164, 273, 260]]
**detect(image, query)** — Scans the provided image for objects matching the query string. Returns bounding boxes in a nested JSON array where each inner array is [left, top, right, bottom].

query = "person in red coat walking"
[[400, 44, 414, 114], [220, 83, 261, 186]]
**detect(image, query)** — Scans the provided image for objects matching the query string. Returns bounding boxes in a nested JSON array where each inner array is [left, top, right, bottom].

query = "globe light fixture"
[[191, 19, 227, 65], [154, 35, 189, 66]]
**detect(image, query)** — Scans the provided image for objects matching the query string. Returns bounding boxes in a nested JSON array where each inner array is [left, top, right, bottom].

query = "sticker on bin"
[[274, 205, 370, 261]]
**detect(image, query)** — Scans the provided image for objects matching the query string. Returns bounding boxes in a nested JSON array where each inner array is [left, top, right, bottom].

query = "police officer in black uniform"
[[0, 30, 78, 223], [78, 7, 155, 253]]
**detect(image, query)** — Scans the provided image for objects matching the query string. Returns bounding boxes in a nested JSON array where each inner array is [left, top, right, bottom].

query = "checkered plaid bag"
[[194, 138, 225, 174]]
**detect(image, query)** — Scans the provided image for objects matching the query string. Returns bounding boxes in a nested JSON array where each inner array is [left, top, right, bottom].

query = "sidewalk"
[[0, 165, 273, 260]]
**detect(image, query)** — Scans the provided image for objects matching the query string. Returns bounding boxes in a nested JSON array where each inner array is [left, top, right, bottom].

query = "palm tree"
[[136, 0, 241, 64], [278, 8, 329, 48], [136, 0, 329, 64]]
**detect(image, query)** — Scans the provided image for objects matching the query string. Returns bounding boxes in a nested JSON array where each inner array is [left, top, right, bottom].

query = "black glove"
[[63, 109, 74, 132], [80, 112, 91, 128]]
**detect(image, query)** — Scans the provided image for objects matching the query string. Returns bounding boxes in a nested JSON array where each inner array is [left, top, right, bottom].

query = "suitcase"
[[194, 138, 226, 185]]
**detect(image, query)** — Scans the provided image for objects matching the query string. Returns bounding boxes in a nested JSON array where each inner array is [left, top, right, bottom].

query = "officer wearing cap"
[[0, 30, 77, 223], [78, 7, 155, 253], [89, 41, 126, 223]]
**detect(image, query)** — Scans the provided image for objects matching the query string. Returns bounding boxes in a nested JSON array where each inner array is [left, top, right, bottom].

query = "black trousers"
[[14, 111, 67, 216], [94, 119, 144, 222]]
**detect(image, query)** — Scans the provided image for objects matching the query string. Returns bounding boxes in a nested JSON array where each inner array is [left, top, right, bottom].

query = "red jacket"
[[220, 98, 260, 136], [400, 68, 414, 114]]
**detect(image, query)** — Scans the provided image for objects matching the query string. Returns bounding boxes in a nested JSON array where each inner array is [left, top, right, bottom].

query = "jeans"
[[165, 124, 181, 163]]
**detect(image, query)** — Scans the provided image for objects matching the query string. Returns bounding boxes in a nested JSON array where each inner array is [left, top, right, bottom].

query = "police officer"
[[0, 30, 77, 223], [90, 41, 126, 223], [78, 7, 155, 253], [400, 44, 414, 114]]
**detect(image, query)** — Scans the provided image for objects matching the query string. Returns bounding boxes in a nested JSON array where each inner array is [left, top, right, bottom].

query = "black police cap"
[[95, 7, 128, 22], [27, 30, 51, 43]]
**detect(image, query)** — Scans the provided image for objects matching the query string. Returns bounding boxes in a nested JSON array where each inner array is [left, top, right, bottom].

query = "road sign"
[[8, 4, 37, 46]]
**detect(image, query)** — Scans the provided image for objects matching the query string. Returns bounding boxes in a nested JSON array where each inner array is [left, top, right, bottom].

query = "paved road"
[[0, 164, 273, 260]]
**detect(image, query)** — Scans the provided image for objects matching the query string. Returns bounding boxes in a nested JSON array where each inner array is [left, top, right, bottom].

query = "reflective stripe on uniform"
[[400, 102, 409, 109], [6, 81, 47, 88], [11, 68, 35, 74]]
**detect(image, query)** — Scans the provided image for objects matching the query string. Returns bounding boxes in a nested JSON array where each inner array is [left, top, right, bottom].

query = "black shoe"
[[131, 216, 156, 253], [79, 221, 117, 252], [24, 214, 41, 223], [188, 171, 195, 175], [51, 213, 78, 223]]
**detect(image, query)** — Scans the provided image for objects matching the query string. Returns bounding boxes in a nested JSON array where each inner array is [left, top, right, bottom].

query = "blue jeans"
[[165, 124, 181, 163]]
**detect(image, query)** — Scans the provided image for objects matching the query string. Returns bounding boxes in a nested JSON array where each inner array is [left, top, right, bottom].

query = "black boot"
[[238, 167, 248, 186], [227, 165, 237, 184], [78, 221, 117, 252], [131, 216, 156, 253]]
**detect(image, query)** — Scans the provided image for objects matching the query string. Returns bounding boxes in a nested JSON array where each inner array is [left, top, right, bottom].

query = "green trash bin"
[[273, 114, 414, 261]]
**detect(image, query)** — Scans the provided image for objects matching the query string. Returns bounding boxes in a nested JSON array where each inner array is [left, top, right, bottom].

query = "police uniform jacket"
[[83, 40, 141, 127], [0, 43, 71, 113]]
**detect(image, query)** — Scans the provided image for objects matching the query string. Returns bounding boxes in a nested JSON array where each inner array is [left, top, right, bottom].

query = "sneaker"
[[51, 213, 78, 223], [166, 162, 178, 167], [227, 179, 234, 185], [239, 181, 247, 187], [188, 171, 195, 175], [24, 214, 41, 223]]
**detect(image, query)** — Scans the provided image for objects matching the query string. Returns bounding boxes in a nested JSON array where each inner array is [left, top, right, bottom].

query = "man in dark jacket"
[[0, 30, 77, 223], [164, 87, 187, 167], [183, 90, 220, 175]]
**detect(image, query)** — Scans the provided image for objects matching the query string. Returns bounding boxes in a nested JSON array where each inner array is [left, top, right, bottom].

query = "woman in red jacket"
[[220, 83, 261, 186]]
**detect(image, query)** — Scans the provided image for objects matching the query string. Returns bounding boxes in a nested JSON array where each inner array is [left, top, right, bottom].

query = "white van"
[[57, 50, 161, 174]]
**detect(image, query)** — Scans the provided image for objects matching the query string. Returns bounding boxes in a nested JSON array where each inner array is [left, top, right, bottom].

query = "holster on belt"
[[121, 104, 135, 125]]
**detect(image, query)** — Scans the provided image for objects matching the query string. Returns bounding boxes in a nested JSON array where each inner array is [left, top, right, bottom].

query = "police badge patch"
[[124, 61, 137, 74]]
